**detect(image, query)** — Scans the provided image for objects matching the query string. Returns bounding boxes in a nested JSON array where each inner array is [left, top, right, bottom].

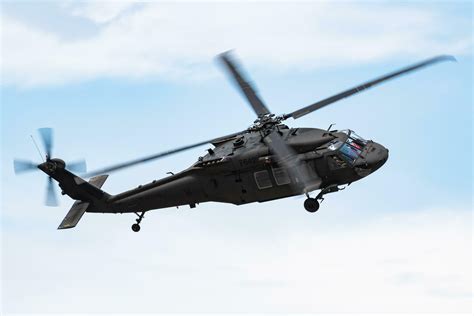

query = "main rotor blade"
[[46, 177, 58, 207], [218, 52, 271, 117], [83, 131, 245, 178], [13, 159, 38, 174], [67, 160, 87, 173], [38, 127, 53, 158], [286, 55, 456, 120], [264, 130, 320, 193]]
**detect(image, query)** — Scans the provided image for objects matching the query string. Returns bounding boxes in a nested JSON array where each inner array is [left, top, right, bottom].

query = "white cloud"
[[2, 205, 472, 313], [0, 2, 471, 87], [66, 1, 138, 24]]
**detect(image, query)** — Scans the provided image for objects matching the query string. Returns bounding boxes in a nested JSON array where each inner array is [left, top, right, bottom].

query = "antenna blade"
[[286, 55, 456, 120], [45, 177, 59, 207], [38, 128, 53, 158], [218, 51, 271, 117]]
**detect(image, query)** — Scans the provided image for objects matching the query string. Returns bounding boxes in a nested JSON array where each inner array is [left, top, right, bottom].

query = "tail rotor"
[[38, 127, 53, 159], [13, 159, 38, 174], [13, 128, 87, 207], [46, 176, 58, 207]]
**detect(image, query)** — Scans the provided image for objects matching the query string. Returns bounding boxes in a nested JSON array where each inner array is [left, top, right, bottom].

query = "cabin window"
[[272, 167, 291, 185], [254, 170, 273, 189]]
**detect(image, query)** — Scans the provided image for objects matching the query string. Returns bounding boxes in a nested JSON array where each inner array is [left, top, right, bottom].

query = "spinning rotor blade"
[[286, 55, 456, 120], [38, 127, 53, 157], [67, 160, 87, 173], [45, 177, 58, 207], [13, 159, 38, 174], [218, 52, 271, 117], [264, 130, 319, 193], [84, 131, 245, 177]]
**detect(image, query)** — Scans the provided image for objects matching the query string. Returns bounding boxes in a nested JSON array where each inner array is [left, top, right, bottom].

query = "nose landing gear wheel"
[[304, 198, 320, 213], [131, 223, 141, 232]]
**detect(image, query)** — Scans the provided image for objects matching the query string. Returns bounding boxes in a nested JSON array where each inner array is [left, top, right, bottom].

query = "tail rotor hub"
[[46, 161, 57, 172]]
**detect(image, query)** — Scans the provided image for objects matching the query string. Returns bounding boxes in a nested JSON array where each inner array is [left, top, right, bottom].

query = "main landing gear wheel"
[[304, 198, 320, 213], [131, 211, 145, 232], [131, 223, 141, 232]]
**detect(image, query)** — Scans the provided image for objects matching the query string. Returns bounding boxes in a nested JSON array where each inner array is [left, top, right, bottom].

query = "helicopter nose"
[[354, 142, 389, 176], [367, 142, 389, 170]]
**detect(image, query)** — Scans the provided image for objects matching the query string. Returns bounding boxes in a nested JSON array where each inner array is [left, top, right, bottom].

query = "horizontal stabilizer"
[[58, 201, 89, 229], [57, 174, 109, 230]]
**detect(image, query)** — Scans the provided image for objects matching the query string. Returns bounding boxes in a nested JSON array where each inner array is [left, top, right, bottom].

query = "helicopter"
[[13, 52, 455, 232]]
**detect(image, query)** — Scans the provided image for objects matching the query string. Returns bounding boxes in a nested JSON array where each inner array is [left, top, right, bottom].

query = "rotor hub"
[[249, 113, 286, 132]]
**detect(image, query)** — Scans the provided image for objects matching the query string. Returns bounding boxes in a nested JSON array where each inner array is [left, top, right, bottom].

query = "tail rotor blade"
[[38, 128, 53, 158], [13, 159, 38, 174], [45, 177, 59, 207], [67, 160, 87, 173]]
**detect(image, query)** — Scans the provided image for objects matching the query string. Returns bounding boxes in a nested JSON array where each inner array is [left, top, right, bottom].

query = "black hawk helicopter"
[[14, 52, 454, 232]]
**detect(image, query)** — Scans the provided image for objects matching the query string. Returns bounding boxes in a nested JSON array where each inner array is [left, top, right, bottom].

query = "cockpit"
[[328, 129, 368, 164]]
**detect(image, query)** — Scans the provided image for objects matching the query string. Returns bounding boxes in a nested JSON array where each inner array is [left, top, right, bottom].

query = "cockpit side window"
[[328, 140, 343, 151], [328, 131, 367, 165], [340, 143, 361, 163], [328, 138, 362, 165], [347, 138, 363, 150]]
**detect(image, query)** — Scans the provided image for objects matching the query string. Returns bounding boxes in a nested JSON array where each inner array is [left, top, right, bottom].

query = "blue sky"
[[1, 1, 472, 313]]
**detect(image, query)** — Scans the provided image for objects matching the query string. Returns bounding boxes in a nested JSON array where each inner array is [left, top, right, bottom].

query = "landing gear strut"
[[304, 185, 345, 213], [132, 212, 145, 232]]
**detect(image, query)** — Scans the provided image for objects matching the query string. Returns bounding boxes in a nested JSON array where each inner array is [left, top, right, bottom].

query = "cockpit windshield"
[[328, 130, 368, 164], [340, 130, 367, 143], [349, 131, 367, 146]]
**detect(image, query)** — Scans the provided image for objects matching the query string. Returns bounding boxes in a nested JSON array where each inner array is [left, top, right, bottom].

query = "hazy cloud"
[[2, 206, 471, 313], [65, 1, 138, 24], [1, 2, 471, 87]]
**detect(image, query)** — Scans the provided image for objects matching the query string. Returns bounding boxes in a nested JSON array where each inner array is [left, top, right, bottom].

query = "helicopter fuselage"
[[92, 126, 388, 214]]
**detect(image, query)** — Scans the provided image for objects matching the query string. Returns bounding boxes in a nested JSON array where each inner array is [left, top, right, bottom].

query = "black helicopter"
[[14, 52, 454, 232]]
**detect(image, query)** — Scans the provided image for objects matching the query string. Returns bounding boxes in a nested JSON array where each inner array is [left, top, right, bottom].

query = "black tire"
[[304, 198, 320, 213], [131, 223, 141, 232]]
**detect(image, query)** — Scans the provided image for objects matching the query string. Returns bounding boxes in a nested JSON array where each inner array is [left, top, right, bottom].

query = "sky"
[[1, 0, 472, 314]]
